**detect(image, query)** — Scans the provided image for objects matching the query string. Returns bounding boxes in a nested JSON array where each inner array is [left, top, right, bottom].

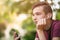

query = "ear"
[[47, 13, 52, 19]]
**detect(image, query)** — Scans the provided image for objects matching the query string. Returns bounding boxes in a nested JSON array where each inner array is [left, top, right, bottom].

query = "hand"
[[14, 32, 18, 38], [14, 32, 19, 40], [36, 18, 47, 30]]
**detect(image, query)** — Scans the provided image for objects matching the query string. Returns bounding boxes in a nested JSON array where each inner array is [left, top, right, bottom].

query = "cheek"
[[37, 15, 44, 19]]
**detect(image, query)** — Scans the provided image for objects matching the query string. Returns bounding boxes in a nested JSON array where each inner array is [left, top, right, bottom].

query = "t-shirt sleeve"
[[53, 22, 60, 37], [35, 32, 39, 40]]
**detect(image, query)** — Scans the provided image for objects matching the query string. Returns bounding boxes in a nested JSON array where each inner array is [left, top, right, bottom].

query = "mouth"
[[34, 21, 38, 24]]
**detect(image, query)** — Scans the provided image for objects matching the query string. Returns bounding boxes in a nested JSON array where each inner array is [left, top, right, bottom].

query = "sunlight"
[[16, 14, 28, 23], [40, 0, 44, 2], [4, 13, 28, 40]]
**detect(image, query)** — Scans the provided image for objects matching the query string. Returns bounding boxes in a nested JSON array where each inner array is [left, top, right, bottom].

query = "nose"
[[33, 16, 37, 21], [34, 18, 37, 21]]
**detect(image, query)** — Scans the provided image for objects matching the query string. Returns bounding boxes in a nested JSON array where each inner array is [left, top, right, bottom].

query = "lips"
[[34, 21, 38, 24]]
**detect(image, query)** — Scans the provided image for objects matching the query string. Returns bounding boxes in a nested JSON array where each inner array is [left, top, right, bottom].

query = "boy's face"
[[32, 6, 52, 30], [32, 6, 47, 24]]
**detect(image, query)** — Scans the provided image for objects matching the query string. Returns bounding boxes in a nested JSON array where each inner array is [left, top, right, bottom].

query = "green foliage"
[[22, 16, 36, 40], [0, 23, 6, 31], [0, 31, 5, 38], [22, 16, 36, 31], [0, 23, 6, 38], [9, 29, 19, 36], [56, 9, 60, 20], [23, 31, 36, 40], [11, 0, 39, 14]]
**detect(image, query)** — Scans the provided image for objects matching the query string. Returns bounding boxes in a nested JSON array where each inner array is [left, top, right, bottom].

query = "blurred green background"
[[0, 0, 60, 40]]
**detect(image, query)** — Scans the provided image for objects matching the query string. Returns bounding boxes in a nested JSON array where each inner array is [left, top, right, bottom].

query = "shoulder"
[[52, 20, 60, 27], [53, 20, 60, 28], [52, 20, 60, 37]]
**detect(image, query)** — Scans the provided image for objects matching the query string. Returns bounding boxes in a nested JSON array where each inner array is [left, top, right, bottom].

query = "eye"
[[32, 12, 41, 16], [36, 12, 41, 15], [32, 14, 34, 16]]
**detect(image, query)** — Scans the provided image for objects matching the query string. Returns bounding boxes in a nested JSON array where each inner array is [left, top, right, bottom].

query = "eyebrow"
[[32, 12, 42, 16], [35, 12, 41, 15]]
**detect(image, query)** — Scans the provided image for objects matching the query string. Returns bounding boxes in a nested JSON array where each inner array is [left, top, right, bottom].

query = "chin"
[[37, 24, 47, 30]]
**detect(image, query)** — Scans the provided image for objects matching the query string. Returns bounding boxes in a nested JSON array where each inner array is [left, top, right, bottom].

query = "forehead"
[[33, 6, 44, 13]]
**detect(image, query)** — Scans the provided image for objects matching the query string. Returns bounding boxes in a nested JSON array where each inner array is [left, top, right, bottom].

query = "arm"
[[14, 32, 21, 40], [52, 22, 60, 40], [37, 30, 46, 40], [52, 37, 60, 40], [36, 18, 47, 40]]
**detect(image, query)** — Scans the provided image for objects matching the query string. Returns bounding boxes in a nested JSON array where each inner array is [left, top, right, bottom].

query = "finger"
[[42, 19, 44, 25], [43, 18, 46, 24], [38, 19, 42, 25], [41, 19, 43, 25], [39, 19, 44, 25]]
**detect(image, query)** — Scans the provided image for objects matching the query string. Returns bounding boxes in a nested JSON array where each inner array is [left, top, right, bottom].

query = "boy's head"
[[32, 2, 52, 14], [32, 2, 52, 23], [32, 2, 53, 28]]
